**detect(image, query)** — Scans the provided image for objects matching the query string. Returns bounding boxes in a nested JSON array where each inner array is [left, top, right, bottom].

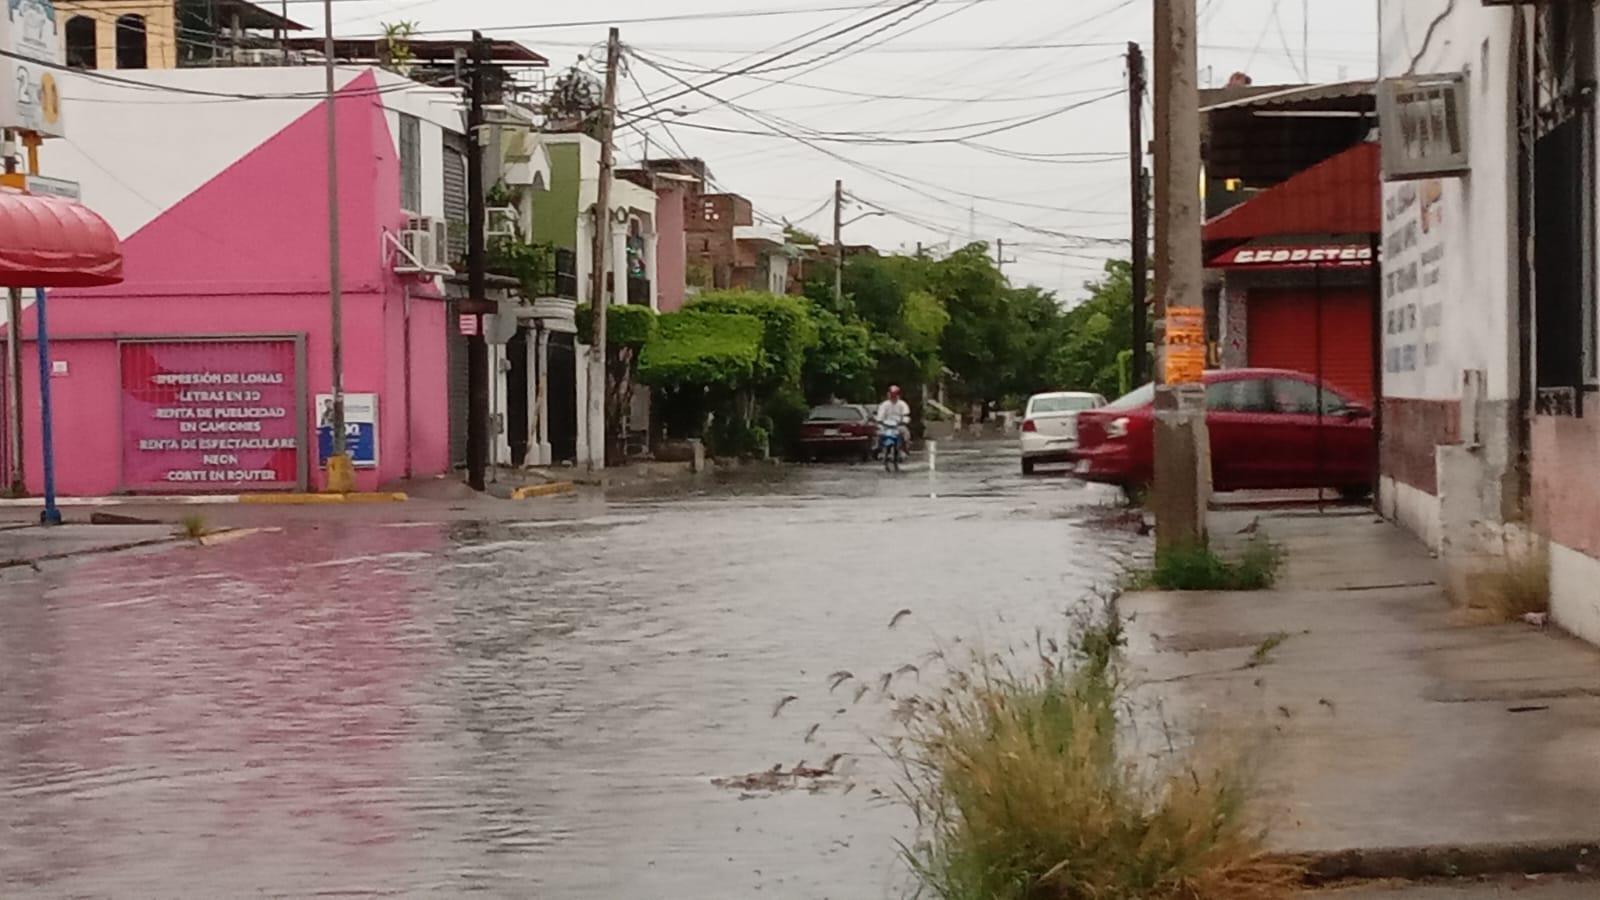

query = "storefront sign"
[[316, 393, 379, 469], [0, 0, 66, 137], [120, 339, 304, 491], [1164, 306, 1206, 386], [1211, 244, 1373, 268]]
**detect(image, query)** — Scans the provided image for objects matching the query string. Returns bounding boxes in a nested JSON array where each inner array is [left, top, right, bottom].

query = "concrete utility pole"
[[466, 31, 490, 491], [833, 179, 844, 309], [1150, 0, 1211, 549], [1128, 43, 1150, 387], [587, 27, 621, 474], [321, 0, 354, 493], [3, 129, 23, 497]]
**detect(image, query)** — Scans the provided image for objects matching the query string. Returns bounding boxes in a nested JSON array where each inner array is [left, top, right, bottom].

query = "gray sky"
[[331, 0, 1378, 303]]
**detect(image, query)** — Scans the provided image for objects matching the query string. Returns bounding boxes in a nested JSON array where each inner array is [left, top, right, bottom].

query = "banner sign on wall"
[[120, 339, 304, 492], [1, 0, 67, 137], [316, 393, 379, 469]]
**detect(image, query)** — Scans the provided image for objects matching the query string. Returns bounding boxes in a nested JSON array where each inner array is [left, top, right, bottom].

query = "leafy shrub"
[[707, 416, 770, 459], [690, 291, 819, 391], [574, 303, 658, 350], [638, 311, 763, 391]]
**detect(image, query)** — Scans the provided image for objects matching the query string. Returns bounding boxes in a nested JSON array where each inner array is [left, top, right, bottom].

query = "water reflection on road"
[[0, 445, 1138, 898]]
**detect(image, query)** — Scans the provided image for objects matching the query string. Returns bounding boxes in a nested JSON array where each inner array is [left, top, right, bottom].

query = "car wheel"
[[1021, 458, 1035, 476]]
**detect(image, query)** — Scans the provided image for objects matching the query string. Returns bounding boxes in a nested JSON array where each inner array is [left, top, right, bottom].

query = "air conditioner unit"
[[399, 228, 435, 273]]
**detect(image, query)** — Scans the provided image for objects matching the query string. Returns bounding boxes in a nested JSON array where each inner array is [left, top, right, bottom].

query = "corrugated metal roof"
[[1202, 81, 1376, 113], [1204, 143, 1380, 242]]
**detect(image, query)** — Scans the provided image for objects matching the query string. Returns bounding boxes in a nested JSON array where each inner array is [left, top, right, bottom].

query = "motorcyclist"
[[875, 385, 912, 455]]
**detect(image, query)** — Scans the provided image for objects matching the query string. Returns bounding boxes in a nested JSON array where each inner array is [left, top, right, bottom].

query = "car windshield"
[[1103, 383, 1156, 411], [1029, 395, 1098, 414], [807, 405, 863, 422]]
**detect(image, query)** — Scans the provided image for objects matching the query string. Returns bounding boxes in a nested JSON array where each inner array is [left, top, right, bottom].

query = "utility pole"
[[833, 179, 844, 309], [587, 27, 621, 474], [466, 31, 490, 491], [3, 129, 22, 497], [1127, 42, 1149, 386], [995, 238, 1016, 275], [1150, 0, 1210, 549], [321, 0, 353, 493]]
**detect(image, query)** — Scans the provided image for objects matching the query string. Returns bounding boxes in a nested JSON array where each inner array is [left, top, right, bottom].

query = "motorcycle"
[[878, 416, 906, 472]]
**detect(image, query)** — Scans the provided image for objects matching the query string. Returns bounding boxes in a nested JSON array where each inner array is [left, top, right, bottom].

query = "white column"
[[645, 231, 660, 310], [575, 216, 591, 308], [534, 326, 552, 465], [611, 227, 629, 306]]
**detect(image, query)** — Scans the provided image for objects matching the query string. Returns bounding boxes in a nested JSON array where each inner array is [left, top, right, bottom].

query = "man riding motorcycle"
[[875, 385, 912, 456]]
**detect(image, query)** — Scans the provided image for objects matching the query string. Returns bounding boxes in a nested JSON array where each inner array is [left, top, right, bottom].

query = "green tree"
[[1048, 259, 1138, 399], [802, 307, 875, 403]]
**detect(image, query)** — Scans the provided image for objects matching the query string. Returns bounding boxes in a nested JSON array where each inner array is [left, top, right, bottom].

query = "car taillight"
[[1022, 419, 1037, 433], [1104, 417, 1130, 439]]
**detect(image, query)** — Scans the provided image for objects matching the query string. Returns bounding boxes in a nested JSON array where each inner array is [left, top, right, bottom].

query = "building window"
[[398, 114, 422, 215], [115, 14, 148, 70], [65, 16, 97, 69], [1533, 1, 1597, 414]]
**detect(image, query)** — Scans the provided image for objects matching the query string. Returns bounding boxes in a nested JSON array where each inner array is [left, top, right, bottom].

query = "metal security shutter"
[[1247, 288, 1374, 403], [443, 135, 469, 265], [446, 306, 470, 467]]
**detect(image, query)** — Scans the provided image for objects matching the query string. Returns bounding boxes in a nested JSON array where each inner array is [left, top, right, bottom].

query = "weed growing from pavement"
[[178, 515, 209, 540], [893, 602, 1298, 900], [1454, 538, 1550, 623], [1126, 538, 1285, 591]]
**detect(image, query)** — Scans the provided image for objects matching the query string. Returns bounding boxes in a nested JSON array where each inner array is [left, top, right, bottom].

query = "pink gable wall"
[[9, 71, 451, 495]]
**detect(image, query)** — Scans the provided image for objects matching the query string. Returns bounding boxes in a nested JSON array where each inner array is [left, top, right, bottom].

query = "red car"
[[1072, 369, 1375, 496], [799, 404, 878, 460]]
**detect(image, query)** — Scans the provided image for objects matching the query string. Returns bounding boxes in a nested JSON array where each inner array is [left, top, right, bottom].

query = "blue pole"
[[34, 288, 60, 526]]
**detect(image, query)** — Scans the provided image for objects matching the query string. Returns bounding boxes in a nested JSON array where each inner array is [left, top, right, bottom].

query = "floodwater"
[[0, 444, 1140, 899]]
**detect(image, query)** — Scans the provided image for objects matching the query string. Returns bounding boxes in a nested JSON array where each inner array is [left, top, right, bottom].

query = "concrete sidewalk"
[[0, 523, 185, 568], [1123, 507, 1600, 864]]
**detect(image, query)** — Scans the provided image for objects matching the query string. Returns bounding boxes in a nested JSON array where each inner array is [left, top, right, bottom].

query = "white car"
[[1020, 391, 1107, 474]]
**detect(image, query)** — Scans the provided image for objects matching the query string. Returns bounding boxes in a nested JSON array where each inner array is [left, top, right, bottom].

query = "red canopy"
[[0, 189, 124, 288], [1204, 142, 1380, 243]]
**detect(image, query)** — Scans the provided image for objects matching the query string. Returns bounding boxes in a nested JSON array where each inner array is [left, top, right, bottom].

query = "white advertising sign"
[[1, 0, 66, 137]]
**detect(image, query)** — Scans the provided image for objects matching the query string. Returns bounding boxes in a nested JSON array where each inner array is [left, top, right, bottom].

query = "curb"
[[511, 482, 577, 500], [1282, 841, 1600, 886], [237, 492, 408, 505]]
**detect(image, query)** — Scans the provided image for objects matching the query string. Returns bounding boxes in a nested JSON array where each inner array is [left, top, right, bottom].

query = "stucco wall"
[[5, 67, 458, 494], [656, 184, 688, 312], [57, 1, 179, 70]]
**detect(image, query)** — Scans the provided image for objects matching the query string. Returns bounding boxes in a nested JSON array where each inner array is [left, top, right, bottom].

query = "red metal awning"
[[1204, 142, 1380, 243], [0, 189, 124, 288]]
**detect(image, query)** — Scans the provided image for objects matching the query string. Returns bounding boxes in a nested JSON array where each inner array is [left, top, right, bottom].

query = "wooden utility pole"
[[1150, 0, 1210, 549], [832, 179, 845, 309], [1127, 42, 1150, 387], [466, 31, 490, 491], [995, 238, 1015, 274], [587, 27, 621, 474], [321, 0, 353, 493]]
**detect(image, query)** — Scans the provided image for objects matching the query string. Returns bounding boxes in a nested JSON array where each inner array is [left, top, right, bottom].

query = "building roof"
[[1203, 80, 1377, 186], [0, 190, 123, 288], [1204, 142, 1380, 243], [284, 37, 548, 66], [57, 0, 310, 32]]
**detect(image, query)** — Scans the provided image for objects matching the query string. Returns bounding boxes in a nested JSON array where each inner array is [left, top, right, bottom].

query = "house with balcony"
[[57, 0, 308, 70]]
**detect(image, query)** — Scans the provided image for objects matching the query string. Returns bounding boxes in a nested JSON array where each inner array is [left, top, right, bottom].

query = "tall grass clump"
[[1130, 538, 1284, 591], [897, 609, 1297, 900]]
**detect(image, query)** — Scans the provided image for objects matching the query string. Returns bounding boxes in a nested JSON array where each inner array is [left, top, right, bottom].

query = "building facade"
[[0, 65, 462, 495], [1376, 1, 1600, 641]]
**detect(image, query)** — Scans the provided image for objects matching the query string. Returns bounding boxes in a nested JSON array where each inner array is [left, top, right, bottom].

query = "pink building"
[[626, 159, 707, 313], [0, 66, 464, 495]]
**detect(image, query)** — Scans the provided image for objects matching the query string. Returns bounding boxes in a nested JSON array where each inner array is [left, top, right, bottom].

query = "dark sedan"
[[799, 404, 876, 460]]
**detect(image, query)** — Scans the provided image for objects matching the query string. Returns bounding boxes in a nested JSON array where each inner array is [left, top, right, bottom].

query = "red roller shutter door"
[[1247, 288, 1374, 403]]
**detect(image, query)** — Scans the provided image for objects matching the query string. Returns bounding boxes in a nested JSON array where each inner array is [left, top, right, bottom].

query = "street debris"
[[888, 608, 913, 629], [771, 694, 799, 718], [713, 754, 851, 795]]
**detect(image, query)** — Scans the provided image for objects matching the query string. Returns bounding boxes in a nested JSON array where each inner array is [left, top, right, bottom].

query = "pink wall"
[[1532, 414, 1600, 559], [656, 184, 688, 313], [6, 71, 450, 495]]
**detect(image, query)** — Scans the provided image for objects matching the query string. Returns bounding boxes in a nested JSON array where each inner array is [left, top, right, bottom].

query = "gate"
[[547, 332, 578, 463]]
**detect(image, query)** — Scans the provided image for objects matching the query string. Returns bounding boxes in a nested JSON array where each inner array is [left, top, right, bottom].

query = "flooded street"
[[0, 444, 1140, 899]]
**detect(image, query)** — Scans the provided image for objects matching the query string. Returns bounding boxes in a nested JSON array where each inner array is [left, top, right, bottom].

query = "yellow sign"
[[1164, 306, 1206, 386], [39, 73, 60, 126]]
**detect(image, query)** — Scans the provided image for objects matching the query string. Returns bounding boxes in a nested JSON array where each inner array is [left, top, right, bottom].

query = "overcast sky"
[[331, 0, 1378, 304]]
